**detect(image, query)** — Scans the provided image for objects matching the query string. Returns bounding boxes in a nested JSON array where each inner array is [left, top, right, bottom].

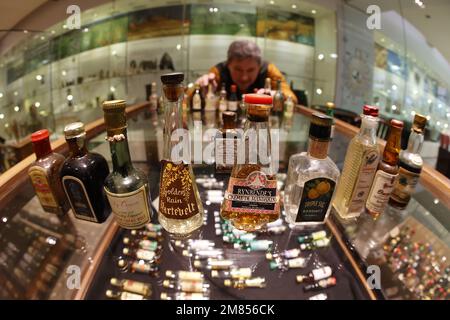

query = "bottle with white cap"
[[296, 266, 333, 283]]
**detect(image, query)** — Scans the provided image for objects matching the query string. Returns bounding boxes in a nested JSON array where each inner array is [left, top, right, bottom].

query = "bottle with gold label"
[[60, 122, 111, 223], [110, 277, 152, 297], [221, 94, 280, 231], [389, 114, 427, 209], [332, 105, 380, 219], [158, 72, 204, 236], [366, 119, 403, 218], [102, 100, 152, 229], [285, 113, 339, 226], [29, 129, 68, 215]]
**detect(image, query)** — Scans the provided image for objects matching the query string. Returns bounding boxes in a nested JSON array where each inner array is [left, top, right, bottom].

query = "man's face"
[[227, 58, 260, 92]]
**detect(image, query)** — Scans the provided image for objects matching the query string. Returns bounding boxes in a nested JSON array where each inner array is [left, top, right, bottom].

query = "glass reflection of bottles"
[[102, 100, 152, 229], [158, 73, 204, 236], [110, 277, 152, 297], [228, 84, 238, 112], [285, 113, 339, 226], [205, 83, 217, 111], [28, 129, 68, 215], [221, 94, 280, 231], [272, 79, 284, 117], [191, 84, 203, 112], [365, 120, 403, 218], [332, 105, 380, 219], [215, 111, 240, 174], [218, 83, 228, 113], [60, 122, 111, 223]]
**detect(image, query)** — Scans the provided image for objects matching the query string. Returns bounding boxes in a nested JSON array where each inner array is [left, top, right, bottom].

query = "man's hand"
[[196, 72, 217, 89]]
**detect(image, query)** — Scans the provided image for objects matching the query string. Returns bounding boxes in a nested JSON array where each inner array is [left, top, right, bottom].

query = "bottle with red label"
[[220, 94, 280, 231], [28, 129, 68, 215]]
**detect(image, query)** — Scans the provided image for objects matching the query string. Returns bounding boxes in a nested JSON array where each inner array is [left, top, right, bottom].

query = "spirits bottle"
[[325, 102, 335, 139], [215, 111, 240, 174], [102, 100, 152, 229], [158, 73, 204, 235], [221, 94, 280, 231], [117, 259, 159, 276], [211, 268, 252, 279], [105, 289, 147, 300], [224, 277, 266, 289], [160, 292, 209, 300], [296, 266, 333, 283], [233, 239, 273, 251], [284, 95, 295, 119], [162, 279, 209, 293], [332, 105, 380, 219], [366, 119, 404, 218], [266, 248, 301, 260], [303, 277, 337, 292], [165, 270, 204, 281], [285, 113, 339, 226], [299, 237, 330, 250], [122, 247, 160, 263], [297, 230, 327, 243], [389, 114, 427, 209], [123, 237, 162, 252], [269, 256, 307, 270], [130, 229, 163, 241], [218, 84, 228, 112], [228, 84, 238, 112], [193, 259, 234, 270], [110, 277, 152, 297], [60, 122, 111, 223], [28, 129, 68, 215], [272, 79, 284, 117], [149, 82, 158, 112], [205, 83, 216, 111], [191, 84, 203, 111], [264, 77, 272, 95]]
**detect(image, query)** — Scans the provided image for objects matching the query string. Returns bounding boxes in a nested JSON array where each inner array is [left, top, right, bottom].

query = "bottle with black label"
[[60, 122, 111, 223], [285, 113, 339, 226]]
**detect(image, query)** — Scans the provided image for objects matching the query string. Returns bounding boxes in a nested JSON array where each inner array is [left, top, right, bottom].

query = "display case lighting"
[[436, 121, 441, 126], [317, 54, 324, 60], [0, 114, 4, 119], [13, 91, 18, 96], [4, 123, 8, 128], [1, 217, 7, 223], [36, 74, 43, 81], [427, 99, 432, 104], [14, 106, 19, 112], [411, 111, 416, 116], [83, 28, 89, 32], [0, 93, 3, 98], [110, 86, 116, 92], [316, 88, 322, 95], [311, 9, 317, 14], [391, 85, 397, 90], [292, 4, 297, 9], [445, 124, 448, 128], [67, 95, 74, 101], [35, 102, 41, 108], [40, 36, 45, 41], [391, 105, 397, 110], [330, 53, 338, 58], [176, 44, 181, 50], [447, 113, 450, 118], [426, 115, 431, 120], [62, 70, 67, 76]]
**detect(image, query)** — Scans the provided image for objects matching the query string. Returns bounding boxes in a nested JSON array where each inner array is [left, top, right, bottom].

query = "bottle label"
[[28, 166, 58, 210], [215, 137, 238, 170], [180, 280, 204, 293], [105, 184, 151, 229], [62, 176, 98, 222], [312, 267, 332, 281], [178, 271, 204, 281], [390, 166, 421, 205], [224, 171, 279, 214], [192, 95, 201, 110], [295, 178, 336, 223], [219, 101, 227, 111], [132, 261, 153, 273], [366, 170, 397, 214], [288, 257, 307, 268], [347, 150, 379, 213], [138, 239, 158, 251], [120, 292, 145, 300], [135, 249, 156, 261], [159, 160, 201, 220], [123, 280, 149, 295], [228, 101, 238, 111]]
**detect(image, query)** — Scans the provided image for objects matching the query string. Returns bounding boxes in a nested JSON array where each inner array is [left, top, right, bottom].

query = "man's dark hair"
[[227, 40, 262, 65]]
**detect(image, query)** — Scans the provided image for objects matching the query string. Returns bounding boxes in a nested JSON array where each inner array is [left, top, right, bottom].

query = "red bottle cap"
[[31, 129, 50, 142], [363, 105, 378, 117], [231, 84, 237, 92], [244, 94, 273, 105], [390, 119, 404, 128]]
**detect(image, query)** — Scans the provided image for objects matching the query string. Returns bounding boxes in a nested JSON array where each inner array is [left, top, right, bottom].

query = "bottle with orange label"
[[28, 129, 68, 215], [220, 94, 280, 231]]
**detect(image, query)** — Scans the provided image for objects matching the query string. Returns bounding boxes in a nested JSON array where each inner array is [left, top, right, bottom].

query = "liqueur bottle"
[[105, 289, 147, 300], [215, 111, 240, 174], [332, 105, 380, 219], [218, 83, 228, 113], [284, 95, 295, 119], [110, 278, 152, 297], [389, 114, 427, 209], [191, 84, 203, 112], [158, 73, 204, 235], [224, 277, 266, 289], [228, 84, 238, 112], [165, 270, 204, 281], [205, 83, 217, 111], [264, 77, 272, 95], [285, 113, 339, 226], [28, 129, 68, 215], [102, 100, 152, 229], [272, 79, 284, 117], [162, 279, 209, 293], [296, 266, 333, 283], [60, 122, 111, 223], [117, 259, 159, 276], [220, 94, 280, 231], [365, 119, 403, 218]]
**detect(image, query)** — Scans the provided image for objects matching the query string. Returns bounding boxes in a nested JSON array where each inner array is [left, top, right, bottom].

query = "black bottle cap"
[[309, 113, 332, 141], [161, 72, 184, 85]]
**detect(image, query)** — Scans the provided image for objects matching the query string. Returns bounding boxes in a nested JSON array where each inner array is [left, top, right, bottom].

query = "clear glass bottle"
[[158, 72, 204, 236], [272, 79, 284, 117], [191, 83, 202, 112], [28, 129, 68, 215], [284, 95, 295, 119], [264, 77, 272, 95], [285, 113, 339, 226], [215, 111, 240, 174], [228, 84, 238, 112], [218, 83, 228, 112], [102, 100, 152, 229], [205, 83, 216, 111], [332, 105, 380, 219], [389, 114, 427, 209], [366, 119, 404, 218], [220, 94, 280, 231], [110, 277, 152, 297], [60, 122, 111, 223]]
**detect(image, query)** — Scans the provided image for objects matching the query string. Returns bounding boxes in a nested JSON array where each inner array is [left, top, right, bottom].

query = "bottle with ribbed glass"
[[389, 114, 427, 209], [102, 100, 152, 229], [158, 72, 204, 236], [332, 105, 380, 219]]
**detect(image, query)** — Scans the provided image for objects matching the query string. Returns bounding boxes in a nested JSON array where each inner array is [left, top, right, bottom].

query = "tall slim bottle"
[[158, 72, 204, 235], [389, 114, 427, 209], [332, 105, 380, 219], [29, 129, 68, 215], [102, 100, 152, 229], [365, 119, 403, 218], [272, 79, 284, 117]]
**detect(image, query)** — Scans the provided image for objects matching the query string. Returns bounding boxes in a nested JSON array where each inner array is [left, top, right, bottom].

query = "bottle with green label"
[[285, 113, 340, 226]]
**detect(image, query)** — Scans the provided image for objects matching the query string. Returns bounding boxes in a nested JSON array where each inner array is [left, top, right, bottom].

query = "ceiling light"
[[311, 9, 317, 14], [36, 74, 43, 81], [0, 114, 4, 119], [67, 95, 73, 101], [316, 88, 322, 95], [35, 102, 41, 108], [317, 54, 324, 60], [292, 4, 297, 9], [14, 106, 19, 112]]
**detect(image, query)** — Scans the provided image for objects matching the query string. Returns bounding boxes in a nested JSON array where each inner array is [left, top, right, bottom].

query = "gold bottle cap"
[[165, 270, 173, 278], [64, 122, 85, 139], [326, 102, 335, 109], [194, 260, 202, 268], [117, 259, 127, 268], [412, 114, 427, 133], [162, 280, 171, 288], [123, 248, 130, 255], [102, 100, 127, 137], [265, 252, 273, 260], [110, 278, 119, 286], [224, 279, 232, 287], [123, 237, 130, 245], [182, 250, 190, 257], [160, 292, 168, 300]]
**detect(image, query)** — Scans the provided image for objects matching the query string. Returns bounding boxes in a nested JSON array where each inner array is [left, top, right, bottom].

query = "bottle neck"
[[406, 130, 424, 154], [359, 115, 378, 144], [307, 138, 329, 159], [66, 136, 88, 158], [382, 127, 402, 166], [109, 130, 133, 175], [244, 117, 272, 168], [33, 138, 52, 159], [163, 84, 185, 161]]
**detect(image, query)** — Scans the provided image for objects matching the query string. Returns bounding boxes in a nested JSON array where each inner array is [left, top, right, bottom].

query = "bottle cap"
[[231, 84, 237, 92], [64, 122, 85, 140], [31, 129, 50, 142], [161, 72, 184, 85], [122, 248, 130, 255], [326, 102, 335, 109], [362, 105, 379, 117], [182, 250, 190, 257], [390, 119, 404, 129], [265, 252, 273, 260], [194, 260, 202, 268], [211, 270, 219, 278], [105, 290, 114, 298], [117, 259, 127, 268], [309, 113, 333, 141], [165, 270, 173, 278], [160, 292, 168, 300], [162, 280, 171, 287], [102, 100, 127, 137], [123, 237, 130, 245], [224, 279, 232, 287], [110, 278, 119, 286], [244, 94, 273, 105], [412, 114, 427, 133], [296, 275, 305, 283]]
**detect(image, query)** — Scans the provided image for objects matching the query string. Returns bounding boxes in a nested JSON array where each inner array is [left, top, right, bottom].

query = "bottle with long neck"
[[366, 120, 403, 218], [332, 105, 380, 219], [264, 77, 272, 95], [102, 100, 152, 229], [218, 84, 228, 113], [272, 79, 284, 117], [205, 83, 216, 111], [389, 114, 427, 209], [191, 84, 202, 111], [158, 72, 204, 236], [60, 122, 110, 223], [228, 84, 238, 112], [28, 129, 68, 215]]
